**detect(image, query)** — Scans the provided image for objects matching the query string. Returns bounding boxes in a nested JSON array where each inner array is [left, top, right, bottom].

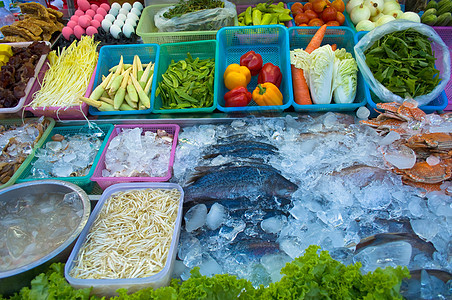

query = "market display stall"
[[0, 0, 451, 298]]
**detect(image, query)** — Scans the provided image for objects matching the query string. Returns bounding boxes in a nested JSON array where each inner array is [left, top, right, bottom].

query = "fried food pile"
[[0, 2, 64, 43]]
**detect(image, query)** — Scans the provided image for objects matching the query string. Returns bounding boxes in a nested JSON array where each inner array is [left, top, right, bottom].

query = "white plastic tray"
[[64, 182, 184, 297], [0, 41, 50, 114]]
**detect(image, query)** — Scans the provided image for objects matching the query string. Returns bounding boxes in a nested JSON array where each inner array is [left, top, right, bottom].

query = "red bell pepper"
[[257, 63, 282, 88], [239, 50, 263, 76], [224, 86, 252, 107]]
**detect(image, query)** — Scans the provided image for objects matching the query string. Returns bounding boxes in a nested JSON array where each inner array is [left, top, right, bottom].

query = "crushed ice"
[[172, 114, 451, 294]]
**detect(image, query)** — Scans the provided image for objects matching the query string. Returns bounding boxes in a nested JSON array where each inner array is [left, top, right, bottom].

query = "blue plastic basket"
[[289, 26, 368, 112], [87, 44, 160, 116], [355, 31, 448, 116], [215, 25, 293, 113]]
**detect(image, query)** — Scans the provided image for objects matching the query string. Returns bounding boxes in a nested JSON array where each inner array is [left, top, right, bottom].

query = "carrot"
[[331, 43, 337, 51], [291, 24, 327, 105], [305, 24, 327, 54], [291, 64, 312, 105]]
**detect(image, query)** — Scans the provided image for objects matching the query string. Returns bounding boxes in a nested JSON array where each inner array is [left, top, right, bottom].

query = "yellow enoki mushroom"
[[30, 36, 99, 108], [70, 188, 180, 279]]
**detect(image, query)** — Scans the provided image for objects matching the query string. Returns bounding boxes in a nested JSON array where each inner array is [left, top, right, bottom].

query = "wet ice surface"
[[172, 114, 452, 296], [102, 128, 173, 178], [27, 132, 103, 179], [0, 192, 83, 272]]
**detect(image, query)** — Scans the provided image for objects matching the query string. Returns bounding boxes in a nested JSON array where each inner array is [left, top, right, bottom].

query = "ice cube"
[[260, 215, 287, 234], [383, 144, 416, 169], [198, 254, 223, 277], [6, 226, 31, 259], [408, 197, 426, 218], [353, 241, 412, 273], [260, 252, 292, 283], [323, 112, 338, 128], [278, 236, 304, 259], [411, 219, 439, 242], [46, 141, 62, 152], [356, 106, 370, 119], [420, 270, 452, 299], [219, 218, 246, 241], [52, 163, 73, 177], [206, 203, 228, 230], [317, 209, 343, 227], [246, 263, 272, 287], [427, 192, 452, 217], [172, 259, 190, 279], [379, 131, 400, 146], [184, 204, 207, 232]]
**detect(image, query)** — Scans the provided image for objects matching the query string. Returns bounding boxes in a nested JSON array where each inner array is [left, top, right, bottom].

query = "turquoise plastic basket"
[[0, 117, 55, 190], [216, 25, 293, 113], [354, 31, 448, 116], [17, 124, 114, 193], [152, 40, 217, 114], [290, 26, 368, 112], [87, 44, 160, 116]]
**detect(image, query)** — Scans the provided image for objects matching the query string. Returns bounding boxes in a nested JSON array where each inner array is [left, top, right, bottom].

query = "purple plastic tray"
[[91, 124, 180, 190], [432, 27, 452, 111]]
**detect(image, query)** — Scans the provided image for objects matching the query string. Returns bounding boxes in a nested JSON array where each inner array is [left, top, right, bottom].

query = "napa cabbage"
[[333, 48, 358, 104]]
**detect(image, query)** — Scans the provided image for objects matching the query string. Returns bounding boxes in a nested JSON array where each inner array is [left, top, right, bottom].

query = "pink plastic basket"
[[91, 124, 180, 190], [23, 63, 94, 120], [432, 27, 452, 111]]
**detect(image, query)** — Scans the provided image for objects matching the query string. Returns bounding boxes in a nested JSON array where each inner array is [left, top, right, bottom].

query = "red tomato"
[[308, 18, 324, 26]]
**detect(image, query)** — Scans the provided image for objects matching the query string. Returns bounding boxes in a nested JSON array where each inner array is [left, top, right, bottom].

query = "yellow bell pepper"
[[223, 64, 251, 90], [252, 82, 283, 106]]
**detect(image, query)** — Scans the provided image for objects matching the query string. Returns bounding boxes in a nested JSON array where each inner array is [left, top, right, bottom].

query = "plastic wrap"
[[154, 0, 236, 32], [354, 21, 450, 106]]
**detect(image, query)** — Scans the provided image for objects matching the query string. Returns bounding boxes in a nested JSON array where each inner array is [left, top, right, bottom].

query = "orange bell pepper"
[[252, 82, 283, 106], [223, 64, 251, 90]]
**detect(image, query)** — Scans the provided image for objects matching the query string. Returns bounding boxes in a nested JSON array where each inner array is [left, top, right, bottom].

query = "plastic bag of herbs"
[[154, 0, 236, 32], [354, 21, 450, 106]]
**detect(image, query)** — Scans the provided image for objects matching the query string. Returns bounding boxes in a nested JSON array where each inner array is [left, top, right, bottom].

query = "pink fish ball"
[[85, 9, 96, 18], [73, 25, 85, 39], [90, 19, 100, 28], [96, 7, 107, 17], [86, 26, 98, 36], [100, 3, 110, 11], [77, 0, 91, 12], [90, 4, 99, 11], [74, 9, 84, 16], [62, 27, 74, 40], [78, 15, 91, 28], [93, 14, 104, 22], [67, 20, 78, 28], [70, 14, 79, 22]]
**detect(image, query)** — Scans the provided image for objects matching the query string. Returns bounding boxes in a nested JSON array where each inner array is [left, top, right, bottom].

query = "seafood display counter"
[[1, 111, 450, 299]]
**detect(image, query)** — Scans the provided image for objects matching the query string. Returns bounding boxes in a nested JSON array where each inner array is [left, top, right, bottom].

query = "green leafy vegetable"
[[364, 29, 441, 99], [0, 246, 410, 300], [163, 0, 224, 19]]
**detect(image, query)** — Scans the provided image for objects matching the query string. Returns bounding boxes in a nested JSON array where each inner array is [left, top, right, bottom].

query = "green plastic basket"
[[0, 117, 55, 190], [152, 40, 218, 114], [16, 123, 114, 193], [136, 4, 238, 44]]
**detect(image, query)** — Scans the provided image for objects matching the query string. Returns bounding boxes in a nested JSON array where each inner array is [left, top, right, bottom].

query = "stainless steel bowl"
[[0, 180, 90, 296]]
